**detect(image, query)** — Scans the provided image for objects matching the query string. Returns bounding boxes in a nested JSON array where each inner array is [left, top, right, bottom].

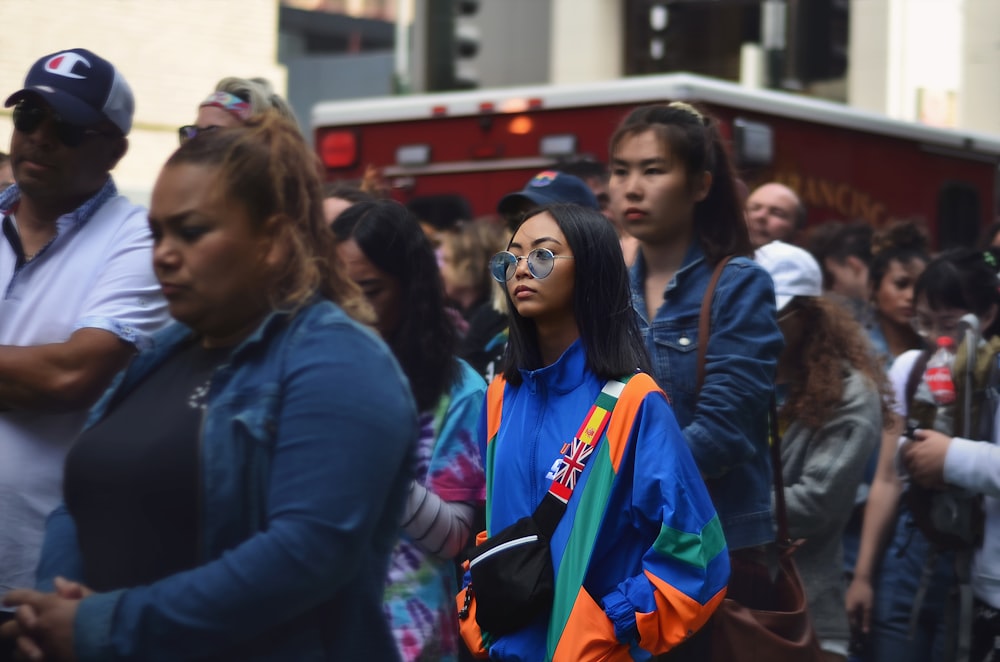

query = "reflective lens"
[[489, 252, 517, 282], [13, 102, 113, 147], [178, 124, 220, 145], [489, 248, 571, 282]]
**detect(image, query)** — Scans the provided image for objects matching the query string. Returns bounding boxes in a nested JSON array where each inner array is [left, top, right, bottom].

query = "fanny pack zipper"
[[470, 534, 539, 568]]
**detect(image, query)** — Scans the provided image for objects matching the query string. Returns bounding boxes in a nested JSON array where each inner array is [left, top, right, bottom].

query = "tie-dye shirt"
[[384, 359, 486, 662]]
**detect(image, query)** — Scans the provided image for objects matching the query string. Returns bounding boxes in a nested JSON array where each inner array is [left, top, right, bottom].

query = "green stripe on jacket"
[[546, 441, 617, 659]]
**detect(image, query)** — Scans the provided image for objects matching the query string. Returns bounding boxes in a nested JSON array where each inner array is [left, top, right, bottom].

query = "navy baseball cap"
[[5, 48, 134, 136], [497, 170, 600, 215]]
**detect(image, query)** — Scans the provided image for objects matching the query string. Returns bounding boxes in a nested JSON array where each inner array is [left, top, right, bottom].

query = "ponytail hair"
[[609, 102, 752, 264]]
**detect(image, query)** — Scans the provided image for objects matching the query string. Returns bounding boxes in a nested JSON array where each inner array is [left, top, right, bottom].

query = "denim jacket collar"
[[142, 306, 298, 367], [630, 240, 706, 322], [518, 337, 587, 396], [86, 303, 307, 429]]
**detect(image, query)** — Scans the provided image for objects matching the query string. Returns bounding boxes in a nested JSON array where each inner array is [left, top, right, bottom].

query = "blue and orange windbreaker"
[[456, 340, 729, 661]]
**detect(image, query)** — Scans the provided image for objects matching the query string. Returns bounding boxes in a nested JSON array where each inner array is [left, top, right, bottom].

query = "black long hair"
[[501, 203, 651, 384], [331, 199, 459, 411], [609, 102, 751, 264], [916, 247, 1000, 339]]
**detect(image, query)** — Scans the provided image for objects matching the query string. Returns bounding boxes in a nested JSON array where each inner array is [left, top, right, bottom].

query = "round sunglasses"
[[13, 101, 117, 147], [489, 248, 574, 282]]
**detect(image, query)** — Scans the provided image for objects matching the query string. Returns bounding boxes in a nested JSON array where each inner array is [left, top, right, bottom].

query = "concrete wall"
[[474, 0, 552, 88], [287, 51, 395, 138], [961, 0, 1000, 134], [0, 0, 285, 205], [550, 0, 623, 83], [850, 0, 999, 134]]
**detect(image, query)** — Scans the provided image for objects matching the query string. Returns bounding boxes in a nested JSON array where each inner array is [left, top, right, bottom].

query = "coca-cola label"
[[925, 366, 956, 405]]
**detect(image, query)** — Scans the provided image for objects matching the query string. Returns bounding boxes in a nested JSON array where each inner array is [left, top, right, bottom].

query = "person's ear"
[[107, 136, 128, 170], [259, 214, 291, 268], [692, 171, 712, 203], [844, 255, 868, 280]]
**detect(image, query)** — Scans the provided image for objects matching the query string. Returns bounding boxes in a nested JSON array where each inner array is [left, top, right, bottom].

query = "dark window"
[[937, 181, 981, 250]]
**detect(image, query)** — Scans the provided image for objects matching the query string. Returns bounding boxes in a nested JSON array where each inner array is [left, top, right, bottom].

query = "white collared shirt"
[[0, 180, 170, 596]]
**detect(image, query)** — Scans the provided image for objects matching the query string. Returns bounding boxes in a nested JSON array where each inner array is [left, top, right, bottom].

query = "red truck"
[[312, 72, 1000, 248]]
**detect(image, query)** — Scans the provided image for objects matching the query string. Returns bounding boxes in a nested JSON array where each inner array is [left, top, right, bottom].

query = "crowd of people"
[[1, 45, 999, 662]]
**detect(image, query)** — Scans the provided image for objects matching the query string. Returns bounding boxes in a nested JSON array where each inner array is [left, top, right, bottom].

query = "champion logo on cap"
[[5, 48, 135, 135], [529, 171, 559, 187], [43, 52, 91, 80]]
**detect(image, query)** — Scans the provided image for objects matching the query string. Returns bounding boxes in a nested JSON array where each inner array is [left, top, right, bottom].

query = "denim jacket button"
[[678, 336, 691, 347]]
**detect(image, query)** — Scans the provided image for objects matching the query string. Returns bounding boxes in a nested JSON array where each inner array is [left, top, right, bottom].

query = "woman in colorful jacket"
[[1, 115, 417, 661], [457, 203, 728, 661]]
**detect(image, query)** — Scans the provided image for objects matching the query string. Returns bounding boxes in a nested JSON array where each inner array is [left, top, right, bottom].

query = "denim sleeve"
[[34, 504, 85, 592], [685, 261, 783, 478], [73, 322, 417, 662]]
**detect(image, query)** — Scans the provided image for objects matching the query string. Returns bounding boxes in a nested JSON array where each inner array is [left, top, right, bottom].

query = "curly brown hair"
[[781, 296, 894, 429]]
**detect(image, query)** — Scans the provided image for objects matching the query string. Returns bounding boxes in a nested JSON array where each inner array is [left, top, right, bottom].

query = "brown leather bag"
[[696, 258, 824, 662], [708, 400, 824, 661]]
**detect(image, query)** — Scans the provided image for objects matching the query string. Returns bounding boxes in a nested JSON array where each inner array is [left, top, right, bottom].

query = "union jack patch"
[[551, 436, 594, 501]]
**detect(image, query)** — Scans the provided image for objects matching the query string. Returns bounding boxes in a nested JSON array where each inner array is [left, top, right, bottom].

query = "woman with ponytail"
[[608, 102, 784, 657]]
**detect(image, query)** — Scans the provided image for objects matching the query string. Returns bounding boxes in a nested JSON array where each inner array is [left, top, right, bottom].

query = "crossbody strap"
[[527, 376, 632, 536], [695, 256, 734, 394], [546, 377, 629, 503], [768, 395, 791, 544]]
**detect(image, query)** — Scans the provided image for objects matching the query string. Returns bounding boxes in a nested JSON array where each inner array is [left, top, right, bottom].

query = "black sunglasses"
[[12, 101, 117, 147], [178, 125, 220, 144]]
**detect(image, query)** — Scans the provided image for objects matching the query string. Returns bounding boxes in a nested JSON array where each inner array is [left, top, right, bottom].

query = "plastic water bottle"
[[925, 336, 957, 405]]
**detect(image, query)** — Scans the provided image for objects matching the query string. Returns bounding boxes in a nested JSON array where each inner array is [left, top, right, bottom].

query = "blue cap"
[[497, 170, 600, 215], [5, 48, 134, 135]]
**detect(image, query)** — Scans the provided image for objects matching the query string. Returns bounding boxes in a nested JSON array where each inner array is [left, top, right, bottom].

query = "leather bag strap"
[[696, 256, 734, 394], [769, 395, 791, 544]]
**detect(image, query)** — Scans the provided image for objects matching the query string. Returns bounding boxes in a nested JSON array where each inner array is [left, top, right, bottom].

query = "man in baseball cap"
[[5, 47, 134, 136], [0, 50, 167, 657], [496, 170, 600, 231]]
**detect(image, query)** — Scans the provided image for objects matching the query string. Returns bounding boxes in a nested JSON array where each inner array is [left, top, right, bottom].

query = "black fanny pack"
[[467, 494, 564, 636], [461, 377, 629, 637]]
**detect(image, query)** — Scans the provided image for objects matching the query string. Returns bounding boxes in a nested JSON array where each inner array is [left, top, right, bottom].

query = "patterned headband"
[[199, 91, 252, 122]]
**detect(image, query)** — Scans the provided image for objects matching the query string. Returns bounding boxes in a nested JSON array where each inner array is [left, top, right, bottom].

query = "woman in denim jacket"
[[608, 102, 784, 657], [2, 115, 417, 661]]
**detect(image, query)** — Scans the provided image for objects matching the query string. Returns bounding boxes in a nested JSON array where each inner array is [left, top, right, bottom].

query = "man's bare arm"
[[0, 328, 135, 411]]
